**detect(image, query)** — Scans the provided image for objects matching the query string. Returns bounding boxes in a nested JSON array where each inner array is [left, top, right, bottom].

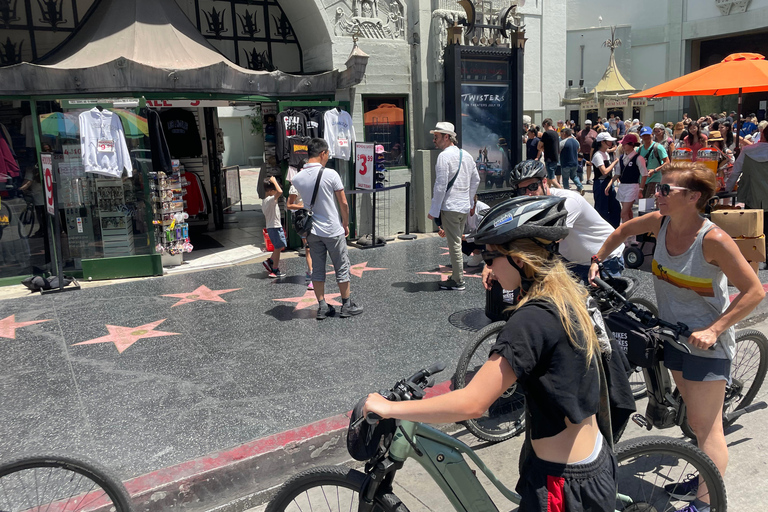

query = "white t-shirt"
[[549, 188, 624, 265], [290, 163, 345, 238], [615, 150, 648, 179], [591, 150, 612, 179], [261, 193, 281, 229], [323, 109, 356, 160], [288, 184, 303, 204]]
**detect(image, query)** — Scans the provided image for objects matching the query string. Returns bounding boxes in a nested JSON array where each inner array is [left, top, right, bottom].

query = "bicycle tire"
[[17, 205, 35, 239], [454, 321, 526, 443], [615, 436, 727, 512], [0, 453, 133, 512], [626, 297, 659, 318], [265, 465, 409, 512], [680, 328, 768, 439]]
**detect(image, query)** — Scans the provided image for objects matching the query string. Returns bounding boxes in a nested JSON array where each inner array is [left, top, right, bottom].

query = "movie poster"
[[460, 83, 511, 191]]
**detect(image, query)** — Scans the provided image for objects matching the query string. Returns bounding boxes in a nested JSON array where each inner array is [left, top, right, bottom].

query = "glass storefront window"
[[34, 100, 153, 273], [363, 97, 408, 169]]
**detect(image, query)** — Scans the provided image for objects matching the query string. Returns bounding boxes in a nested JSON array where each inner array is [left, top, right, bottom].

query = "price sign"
[[355, 142, 374, 190], [63, 144, 82, 163], [42, 153, 55, 216]]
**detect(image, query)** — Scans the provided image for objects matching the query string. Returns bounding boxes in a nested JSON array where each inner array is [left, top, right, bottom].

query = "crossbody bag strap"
[[308, 167, 324, 212], [445, 149, 464, 193]]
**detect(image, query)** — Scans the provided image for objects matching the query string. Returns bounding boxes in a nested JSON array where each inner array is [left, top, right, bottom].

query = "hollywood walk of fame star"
[[0, 315, 50, 339], [273, 290, 343, 311], [72, 319, 180, 354], [417, 265, 482, 281], [161, 285, 241, 307], [326, 261, 386, 278], [441, 247, 450, 255]]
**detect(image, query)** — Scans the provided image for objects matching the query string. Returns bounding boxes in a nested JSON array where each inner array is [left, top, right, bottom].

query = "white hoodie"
[[79, 108, 132, 178]]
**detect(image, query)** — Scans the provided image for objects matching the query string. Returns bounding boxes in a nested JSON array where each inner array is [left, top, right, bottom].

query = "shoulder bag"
[[435, 149, 464, 227], [293, 167, 324, 238]]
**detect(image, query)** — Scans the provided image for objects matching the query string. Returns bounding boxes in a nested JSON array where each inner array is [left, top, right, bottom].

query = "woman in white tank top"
[[588, 161, 765, 510]]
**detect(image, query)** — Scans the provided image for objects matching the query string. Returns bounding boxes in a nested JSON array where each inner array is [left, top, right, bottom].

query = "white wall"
[[218, 107, 263, 168]]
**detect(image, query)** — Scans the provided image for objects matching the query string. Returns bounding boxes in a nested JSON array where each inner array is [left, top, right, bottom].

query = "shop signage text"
[[605, 98, 628, 108], [461, 60, 509, 82], [631, 98, 648, 107], [355, 142, 375, 190], [42, 153, 55, 216], [145, 100, 229, 108], [581, 100, 599, 110]]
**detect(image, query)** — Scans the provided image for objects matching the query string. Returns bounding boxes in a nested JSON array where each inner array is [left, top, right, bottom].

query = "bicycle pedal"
[[632, 413, 651, 430]]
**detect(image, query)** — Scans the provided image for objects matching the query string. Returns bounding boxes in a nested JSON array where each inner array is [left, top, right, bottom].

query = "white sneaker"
[[466, 253, 484, 267]]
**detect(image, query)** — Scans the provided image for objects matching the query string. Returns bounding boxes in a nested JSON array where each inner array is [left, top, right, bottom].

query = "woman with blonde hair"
[[366, 196, 619, 512], [590, 161, 765, 512]]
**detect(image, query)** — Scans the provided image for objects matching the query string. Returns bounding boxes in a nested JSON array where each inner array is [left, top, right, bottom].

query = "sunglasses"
[[655, 183, 690, 196], [514, 181, 542, 196], [481, 250, 516, 268]]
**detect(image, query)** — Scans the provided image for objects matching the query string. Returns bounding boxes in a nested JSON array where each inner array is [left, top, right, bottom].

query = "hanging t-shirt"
[[147, 109, 172, 173], [288, 136, 311, 167], [323, 109, 356, 160], [0, 138, 19, 178], [160, 109, 203, 158], [305, 109, 324, 138], [276, 110, 308, 162], [79, 108, 133, 178]]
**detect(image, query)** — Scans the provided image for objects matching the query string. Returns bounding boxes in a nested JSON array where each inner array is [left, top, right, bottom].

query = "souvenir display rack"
[[150, 164, 192, 263], [95, 179, 135, 257]]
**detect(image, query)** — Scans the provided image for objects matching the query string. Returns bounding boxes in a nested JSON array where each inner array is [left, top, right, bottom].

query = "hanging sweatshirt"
[[160, 108, 203, 157], [306, 109, 324, 138], [0, 138, 19, 178], [323, 108, 356, 160], [147, 109, 172, 173], [79, 108, 133, 178], [276, 110, 307, 162]]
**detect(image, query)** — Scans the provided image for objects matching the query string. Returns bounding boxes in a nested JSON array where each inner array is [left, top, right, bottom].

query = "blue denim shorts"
[[266, 227, 287, 250], [663, 342, 731, 383], [546, 162, 558, 180]]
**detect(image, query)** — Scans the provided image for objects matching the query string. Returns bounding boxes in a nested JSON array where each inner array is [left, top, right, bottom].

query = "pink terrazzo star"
[[273, 290, 343, 311], [161, 285, 241, 307], [417, 265, 483, 281], [441, 247, 450, 255], [0, 315, 50, 339], [72, 319, 180, 354], [326, 261, 387, 278]]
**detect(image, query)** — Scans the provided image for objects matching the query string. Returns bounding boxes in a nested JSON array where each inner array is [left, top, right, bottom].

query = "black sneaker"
[[340, 301, 363, 318], [262, 258, 274, 274], [439, 278, 466, 290], [271, 270, 286, 278], [665, 474, 698, 501], [316, 304, 336, 320]]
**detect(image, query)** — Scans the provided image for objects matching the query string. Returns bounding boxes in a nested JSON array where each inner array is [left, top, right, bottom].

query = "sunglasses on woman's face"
[[655, 183, 689, 196], [481, 250, 518, 268], [514, 180, 542, 196]]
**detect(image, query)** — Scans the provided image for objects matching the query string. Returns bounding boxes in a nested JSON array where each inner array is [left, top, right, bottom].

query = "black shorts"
[[517, 441, 617, 512]]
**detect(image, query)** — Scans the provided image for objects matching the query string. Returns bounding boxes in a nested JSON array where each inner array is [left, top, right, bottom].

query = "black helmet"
[[509, 160, 547, 186], [474, 195, 569, 248]]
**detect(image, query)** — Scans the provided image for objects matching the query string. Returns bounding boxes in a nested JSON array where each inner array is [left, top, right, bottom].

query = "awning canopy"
[[590, 53, 637, 96], [0, 0, 364, 97]]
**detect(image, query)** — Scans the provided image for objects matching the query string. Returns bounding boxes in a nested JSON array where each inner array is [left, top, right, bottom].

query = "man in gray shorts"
[[290, 138, 363, 319]]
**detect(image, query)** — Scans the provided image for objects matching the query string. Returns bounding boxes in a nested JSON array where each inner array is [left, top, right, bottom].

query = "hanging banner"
[[581, 100, 599, 110], [605, 98, 628, 108], [42, 153, 55, 216], [355, 142, 374, 190]]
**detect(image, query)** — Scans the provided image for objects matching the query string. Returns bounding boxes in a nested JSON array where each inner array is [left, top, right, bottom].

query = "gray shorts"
[[307, 233, 350, 283], [663, 342, 731, 383]]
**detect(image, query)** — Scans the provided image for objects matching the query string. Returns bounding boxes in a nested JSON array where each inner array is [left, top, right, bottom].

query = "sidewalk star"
[[273, 290, 343, 311], [0, 315, 50, 339], [417, 265, 483, 281], [326, 261, 386, 278], [161, 285, 241, 307], [72, 319, 180, 354]]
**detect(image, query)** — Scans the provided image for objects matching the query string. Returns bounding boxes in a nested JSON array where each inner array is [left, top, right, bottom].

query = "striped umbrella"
[[114, 110, 149, 139], [39, 112, 79, 140]]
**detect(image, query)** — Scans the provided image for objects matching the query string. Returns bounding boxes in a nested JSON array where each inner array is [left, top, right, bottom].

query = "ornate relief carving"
[[715, 0, 751, 15], [1, 36, 23, 65], [334, 0, 404, 40]]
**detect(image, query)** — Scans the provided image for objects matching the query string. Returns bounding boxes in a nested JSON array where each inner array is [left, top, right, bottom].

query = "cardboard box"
[[711, 209, 764, 238], [733, 235, 767, 262]]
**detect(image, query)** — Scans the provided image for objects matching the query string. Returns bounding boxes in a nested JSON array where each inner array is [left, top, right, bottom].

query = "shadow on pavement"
[[391, 281, 442, 293], [264, 305, 318, 321]]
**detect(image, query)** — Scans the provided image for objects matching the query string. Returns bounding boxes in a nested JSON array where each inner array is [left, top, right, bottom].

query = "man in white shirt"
[[428, 122, 481, 290], [291, 138, 363, 319]]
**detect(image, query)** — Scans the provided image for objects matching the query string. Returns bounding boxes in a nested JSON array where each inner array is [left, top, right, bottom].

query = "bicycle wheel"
[[0, 454, 133, 512], [615, 436, 726, 512], [627, 367, 647, 400], [17, 205, 35, 239], [265, 466, 409, 512], [680, 328, 768, 439], [627, 297, 659, 318], [454, 321, 526, 443]]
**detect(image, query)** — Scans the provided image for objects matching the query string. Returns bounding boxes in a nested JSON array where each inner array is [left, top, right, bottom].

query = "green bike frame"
[[384, 421, 633, 512]]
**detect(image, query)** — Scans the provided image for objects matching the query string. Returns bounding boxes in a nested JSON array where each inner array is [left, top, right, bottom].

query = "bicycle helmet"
[[474, 195, 569, 248], [509, 159, 547, 186], [347, 396, 397, 461]]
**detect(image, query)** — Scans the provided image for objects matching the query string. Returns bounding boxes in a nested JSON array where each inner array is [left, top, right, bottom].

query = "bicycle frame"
[[384, 421, 633, 512], [637, 343, 687, 431]]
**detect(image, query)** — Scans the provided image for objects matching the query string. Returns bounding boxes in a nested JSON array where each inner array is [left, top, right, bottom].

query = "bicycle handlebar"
[[364, 362, 446, 424], [592, 277, 718, 353]]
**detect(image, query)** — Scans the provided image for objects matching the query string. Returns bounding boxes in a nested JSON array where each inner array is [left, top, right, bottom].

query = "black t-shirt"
[[490, 300, 599, 440], [541, 130, 560, 163], [525, 137, 540, 160], [160, 109, 203, 158]]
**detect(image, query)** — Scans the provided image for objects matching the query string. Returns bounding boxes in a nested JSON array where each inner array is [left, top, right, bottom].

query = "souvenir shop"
[[0, 0, 366, 285]]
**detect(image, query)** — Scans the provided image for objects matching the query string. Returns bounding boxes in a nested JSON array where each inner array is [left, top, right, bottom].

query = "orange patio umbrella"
[[631, 53, 768, 151], [364, 103, 404, 126]]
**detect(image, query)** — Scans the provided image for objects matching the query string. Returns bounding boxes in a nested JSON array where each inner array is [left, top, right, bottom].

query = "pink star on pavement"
[[326, 262, 387, 278], [274, 290, 343, 311], [72, 319, 180, 354], [162, 285, 241, 307], [441, 247, 450, 255], [417, 265, 483, 281], [0, 315, 50, 339]]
